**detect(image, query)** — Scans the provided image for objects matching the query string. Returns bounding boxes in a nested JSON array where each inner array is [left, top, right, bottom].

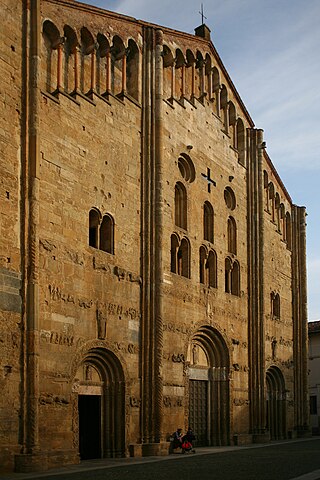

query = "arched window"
[[220, 85, 228, 131], [275, 194, 281, 232], [42, 20, 62, 93], [100, 214, 114, 254], [171, 234, 180, 273], [236, 118, 245, 166], [185, 49, 195, 100], [89, 209, 114, 254], [231, 260, 240, 296], [126, 39, 140, 101], [80, 27, 95, 95], [196, 51, 204, 100], [111, 35, 126, 96], [285, 212, 292, 250], [199, 246, 207, 284], [175, 182, 187, 230], [207, 250, 217, 288], [162, 45, 174, 100], [204, 201, 214, 243], [175, 49, 185, 99], [97, 33, 110, 96], [228, 101, 236, 148], [179, 238, 190, 278], [89, 209, 100, 248], [264, 171, 269, 211], [212, 67, 220, 115], [271, 292, 280, 319], [225, 257, 232, 293], [227, 216, 237, 254], [64, 25, 79, 95], [280, 204, 285, 237], [268, 183, 275, 221], [205, 54, 212, 98]]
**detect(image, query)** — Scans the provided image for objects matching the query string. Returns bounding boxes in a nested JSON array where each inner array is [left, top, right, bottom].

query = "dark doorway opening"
[[189, 379, 208, 446], [78, 395, 101, 460]]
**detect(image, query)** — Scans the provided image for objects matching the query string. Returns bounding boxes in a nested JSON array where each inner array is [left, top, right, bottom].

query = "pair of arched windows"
[[170, 234, 190, 278], [225, 258, 240, 296], [200, 247, 217, 287], [89, 209, 114, 254]]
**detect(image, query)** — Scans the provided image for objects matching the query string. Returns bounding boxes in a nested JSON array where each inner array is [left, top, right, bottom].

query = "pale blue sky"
[[83, 0, 320, 320]]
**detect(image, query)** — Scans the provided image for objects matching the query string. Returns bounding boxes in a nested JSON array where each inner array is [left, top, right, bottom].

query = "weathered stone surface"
[[0, 0, 308, 473]]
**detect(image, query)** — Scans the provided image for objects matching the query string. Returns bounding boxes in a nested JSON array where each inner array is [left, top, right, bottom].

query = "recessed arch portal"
[[187, 326, 230, 446], [266, 366, 286, 440], [74, 347, 126, 460]]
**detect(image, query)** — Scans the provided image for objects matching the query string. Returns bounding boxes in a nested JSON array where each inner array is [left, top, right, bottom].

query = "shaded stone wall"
[[0, 0, 23, 471]]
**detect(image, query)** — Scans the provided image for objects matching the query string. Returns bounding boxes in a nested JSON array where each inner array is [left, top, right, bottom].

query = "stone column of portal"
[[292, 206, 310, 437], [15, 0, 42, 472]]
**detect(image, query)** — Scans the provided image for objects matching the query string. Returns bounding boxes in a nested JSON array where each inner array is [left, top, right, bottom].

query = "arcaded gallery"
[[0, 0, 309, 473]]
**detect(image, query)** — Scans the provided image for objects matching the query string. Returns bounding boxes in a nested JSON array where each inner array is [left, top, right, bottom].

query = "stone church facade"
[[0, 0, 309, 473]]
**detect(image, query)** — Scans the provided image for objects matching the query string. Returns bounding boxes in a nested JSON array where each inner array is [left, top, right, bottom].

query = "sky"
[[83, 0, 320, 321]]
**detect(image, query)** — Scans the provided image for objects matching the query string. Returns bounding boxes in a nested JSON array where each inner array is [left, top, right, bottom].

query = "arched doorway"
[[266, 366, 286, 440], [74, 347, 125, 459], [187, 326, 230, 446]]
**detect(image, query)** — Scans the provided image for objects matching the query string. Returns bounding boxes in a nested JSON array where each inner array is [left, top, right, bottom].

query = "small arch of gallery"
[[171, 178, 240, 296], [263, 170, 292, 250]]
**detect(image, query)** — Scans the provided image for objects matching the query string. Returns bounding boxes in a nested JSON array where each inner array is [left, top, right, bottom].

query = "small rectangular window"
[[310, 395, 317, 415]]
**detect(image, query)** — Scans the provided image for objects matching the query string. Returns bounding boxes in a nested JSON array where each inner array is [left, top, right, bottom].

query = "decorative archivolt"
[[263, 171, 292, 249], [42, 20, 141, 102]]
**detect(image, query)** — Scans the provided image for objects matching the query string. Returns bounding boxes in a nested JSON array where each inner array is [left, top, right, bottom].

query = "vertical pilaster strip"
[[247, 129, 265, 437], [140, 26, 153, 445], [257, 129, 265, 431], [26, 0, 41, 453], [140, 26, 164, 449], [154, 28, 164, 443], [292, 206, 309, 435]]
